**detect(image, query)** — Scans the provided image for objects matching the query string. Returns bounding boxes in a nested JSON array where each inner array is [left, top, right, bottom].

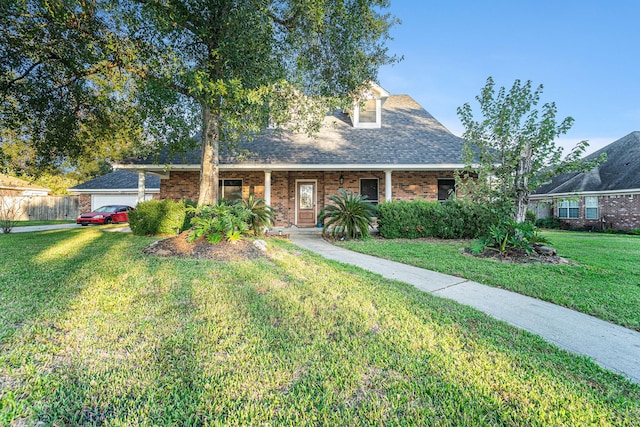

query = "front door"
[[296, 181, 317, 227]]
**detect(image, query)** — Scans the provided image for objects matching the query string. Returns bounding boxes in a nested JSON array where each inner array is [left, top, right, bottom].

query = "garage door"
[[91, 194, 150, 210]]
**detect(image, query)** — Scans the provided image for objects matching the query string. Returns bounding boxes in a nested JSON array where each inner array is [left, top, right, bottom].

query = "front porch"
[[130, 169, 456, 227]]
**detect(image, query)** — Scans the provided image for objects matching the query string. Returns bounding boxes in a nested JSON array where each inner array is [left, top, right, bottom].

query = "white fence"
[[0, 195, 80, 221]]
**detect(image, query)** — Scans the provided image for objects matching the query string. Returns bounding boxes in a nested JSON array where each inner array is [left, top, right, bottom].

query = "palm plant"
[[319, 189, 376, 239], [242, 194, 275, 235]]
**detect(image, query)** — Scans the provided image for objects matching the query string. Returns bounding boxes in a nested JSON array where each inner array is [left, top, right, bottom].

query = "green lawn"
[[341, 231, 640, 331], [1, 229, 639, 425]]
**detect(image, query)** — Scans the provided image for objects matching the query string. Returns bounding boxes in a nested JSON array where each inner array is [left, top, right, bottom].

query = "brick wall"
[[158, 169, 458, 227], [555, 194, 640, 231], [79, 194, 91, 213], [160, 171, 200, 201]]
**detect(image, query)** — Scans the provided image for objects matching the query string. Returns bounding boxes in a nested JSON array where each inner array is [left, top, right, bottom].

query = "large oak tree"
[[119, 0, 399, 205], [2, 1, 399, 204]]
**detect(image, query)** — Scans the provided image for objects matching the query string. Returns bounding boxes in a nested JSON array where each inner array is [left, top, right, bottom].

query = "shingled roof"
[[69, 170, 160, 192], [533, 131, 640, 195], [119, 95, 465, 171], [0, 173, 50, 195]]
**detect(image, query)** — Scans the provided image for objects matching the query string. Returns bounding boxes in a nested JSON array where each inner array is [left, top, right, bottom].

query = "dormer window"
[[352, 98, 382, 128], [351, 83, 389, 129]]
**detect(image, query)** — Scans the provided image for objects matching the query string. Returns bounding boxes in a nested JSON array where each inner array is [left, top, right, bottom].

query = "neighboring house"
[[68, 170, 160, 213], [0, 173, 50, 196], [531, 131, 640, 231], [115, 85, 467, 227]]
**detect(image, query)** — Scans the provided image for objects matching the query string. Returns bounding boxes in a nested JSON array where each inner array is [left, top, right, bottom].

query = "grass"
[[341, 230, 640, 331], [0, 228, 639, 425]]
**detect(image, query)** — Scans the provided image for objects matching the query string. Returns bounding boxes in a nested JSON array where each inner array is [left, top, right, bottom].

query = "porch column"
[[385, 170, 393, 202], [137, 171, 146, 204], [264, 170, 272, 206]]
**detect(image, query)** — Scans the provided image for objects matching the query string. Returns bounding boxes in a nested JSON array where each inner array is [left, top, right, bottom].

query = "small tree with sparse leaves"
[[457, 77, 604, 223]]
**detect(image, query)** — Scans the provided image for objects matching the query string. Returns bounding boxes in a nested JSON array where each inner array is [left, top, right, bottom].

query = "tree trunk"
[[514, 142, 533, 223], [198, 107, 220, 206]]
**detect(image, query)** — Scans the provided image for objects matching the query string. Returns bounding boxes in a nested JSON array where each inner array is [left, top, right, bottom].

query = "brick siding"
[[554, 194, 640, 231], [158, 170, 457, 226]]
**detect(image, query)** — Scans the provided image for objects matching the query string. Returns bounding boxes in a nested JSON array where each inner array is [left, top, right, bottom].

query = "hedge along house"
[[530, 131, 640, 231], [115, 85, 467, 227]]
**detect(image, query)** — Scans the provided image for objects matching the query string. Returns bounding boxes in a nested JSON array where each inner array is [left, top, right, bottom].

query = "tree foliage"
[[0, 0, 145, 177], [2, 1, 398, 202], [116, 0, 399, 205], [457, 77, 602, 223]]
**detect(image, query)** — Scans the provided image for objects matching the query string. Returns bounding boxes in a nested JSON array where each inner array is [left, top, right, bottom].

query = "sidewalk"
[[289, 233, 640, 384]]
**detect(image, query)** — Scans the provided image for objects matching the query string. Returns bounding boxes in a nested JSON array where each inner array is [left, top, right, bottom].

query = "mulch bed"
[[143, 231, 268, 261]]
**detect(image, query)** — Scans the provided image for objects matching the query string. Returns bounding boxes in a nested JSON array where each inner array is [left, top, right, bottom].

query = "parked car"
[[76, 205, 134, 226]]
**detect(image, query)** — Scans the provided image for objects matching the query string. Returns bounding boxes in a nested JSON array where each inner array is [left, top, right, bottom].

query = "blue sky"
[[377, 0, 640, 155]]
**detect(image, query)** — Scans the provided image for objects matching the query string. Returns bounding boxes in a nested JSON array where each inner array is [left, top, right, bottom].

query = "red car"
[[76, 205, 134, 226]]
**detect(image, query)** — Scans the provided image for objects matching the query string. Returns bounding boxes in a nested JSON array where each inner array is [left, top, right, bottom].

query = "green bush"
[[377, 199, 502, 239], [129, 199, 195, 236], [471, 219, 550, 255], [188, 202, 251, 243], [535, 216, 562, 229]]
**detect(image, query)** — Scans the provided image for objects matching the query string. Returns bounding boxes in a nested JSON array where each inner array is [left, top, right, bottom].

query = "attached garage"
[[69, 170, 160, 213], [91, 194, 153, 211]]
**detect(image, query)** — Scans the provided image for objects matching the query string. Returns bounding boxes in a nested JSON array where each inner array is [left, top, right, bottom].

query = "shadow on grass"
[[3, 234, 638, 425]]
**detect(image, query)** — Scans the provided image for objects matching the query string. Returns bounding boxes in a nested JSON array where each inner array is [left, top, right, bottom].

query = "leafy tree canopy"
[[117, 0, 399, 204], [457, 77, 603, 223], [0, 0, 147, 177], [2, 1, 399, 204]]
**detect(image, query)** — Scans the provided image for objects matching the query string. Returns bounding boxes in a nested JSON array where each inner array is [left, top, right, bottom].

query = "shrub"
[[188, 202, 251, 243], [535, 216, 562, 229], [377, 199, 502, 239], [0, 196, 22, 234], [319, 189, 376, 240], [471, 219, 550, 255], [129, 199, 195, 236]]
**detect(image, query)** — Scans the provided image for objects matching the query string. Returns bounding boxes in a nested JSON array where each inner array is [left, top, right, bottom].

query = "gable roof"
[[0, 173, 50, 195], [533, 131, 640, 195], [117, 95, 466, 172], [69, 170, 160, 193]]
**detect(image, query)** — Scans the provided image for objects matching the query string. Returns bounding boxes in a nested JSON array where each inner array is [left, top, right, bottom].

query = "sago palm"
[[319, 189, 376, 239]]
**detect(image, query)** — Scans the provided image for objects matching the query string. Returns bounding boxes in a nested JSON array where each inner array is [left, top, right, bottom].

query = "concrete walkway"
[[290, 233, 640, 384], [1, 223, 81, 233]]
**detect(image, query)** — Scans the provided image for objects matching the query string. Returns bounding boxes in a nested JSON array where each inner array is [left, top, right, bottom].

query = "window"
[[585, 196, 598, 219], [558, 199, 578, 219], [438, 179, 456, 201], [219, 179, 242, 201], [358, 99, 378, 123], [360, 178, 379, 204]]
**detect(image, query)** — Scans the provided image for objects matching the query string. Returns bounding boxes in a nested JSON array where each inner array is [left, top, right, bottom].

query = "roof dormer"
[[351, 83, 390, 129]]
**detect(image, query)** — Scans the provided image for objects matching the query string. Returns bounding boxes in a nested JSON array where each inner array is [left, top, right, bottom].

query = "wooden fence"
[[0, 195, 80, 221]]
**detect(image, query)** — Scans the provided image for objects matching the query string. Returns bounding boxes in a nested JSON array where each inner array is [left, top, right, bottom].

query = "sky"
[[377, 0, 640, 155]]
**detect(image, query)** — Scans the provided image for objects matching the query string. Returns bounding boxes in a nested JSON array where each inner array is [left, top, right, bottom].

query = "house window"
[[585, 196, 598, 219], [219, 179, 242, 201], [558, 199, 579, 219], [438, 179, 456, 201], [360, 178, 379, 204], [359, 99, 378, 123]]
